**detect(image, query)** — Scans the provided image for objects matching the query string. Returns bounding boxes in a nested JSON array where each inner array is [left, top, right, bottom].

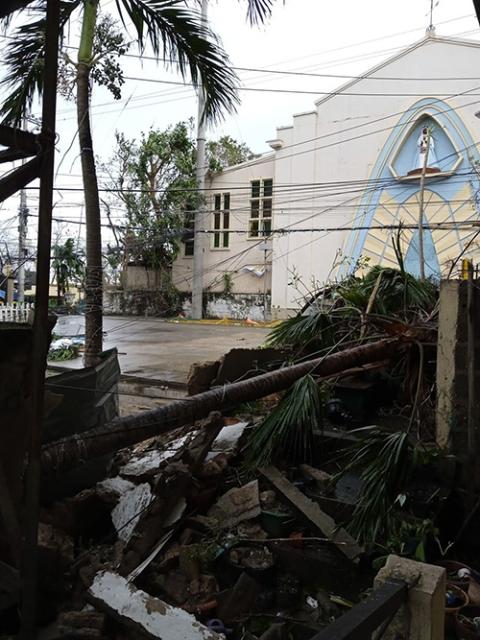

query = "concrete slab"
[[50, 316, 270, 383]]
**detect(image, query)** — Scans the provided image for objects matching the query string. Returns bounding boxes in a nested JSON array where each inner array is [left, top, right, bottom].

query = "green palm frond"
[[114, 0, 239, 122], [337, 427, 415, 545], [266, 311, 335, 350], [246, 374, 324, 469], [338, 266, 437, 317], [0, 0, 80, 125]]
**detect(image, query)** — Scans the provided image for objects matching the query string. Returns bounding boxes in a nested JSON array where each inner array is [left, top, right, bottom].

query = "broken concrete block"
[[57, 610, 105, 633], [111, 482, 153, 543], [299, 464, 333, 493], [119, 435, 190, 479], [208, 480, 261, 528], [88, 571, 221, 640], [375, 555, 446, 640], [217, 572, 261, 622], [187, 361, 220, 395], [208, 421, 249, 458], [97, 476, 135, 497]]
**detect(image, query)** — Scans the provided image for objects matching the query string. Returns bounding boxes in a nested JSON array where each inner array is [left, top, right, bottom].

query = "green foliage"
[[266, 311, 335, 349], [246, 374, 323, 469], [337, 265, 437, 318], [207, 136, 257, 173], [104, 123, 260, 269], [0, 0, 81, 124], [1, 0, 243, 125], [104, 122, 198, 269], [338, 427, 418, 545], [48, 343, 80, 361], [51, 238, 84, 303]]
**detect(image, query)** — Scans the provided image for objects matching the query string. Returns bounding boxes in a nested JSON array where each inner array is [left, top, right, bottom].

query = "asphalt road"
[[52, 315, 270, 383]]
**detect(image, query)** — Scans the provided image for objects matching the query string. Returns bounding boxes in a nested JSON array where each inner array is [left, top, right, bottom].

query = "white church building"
[[172, 30, 480, 319]]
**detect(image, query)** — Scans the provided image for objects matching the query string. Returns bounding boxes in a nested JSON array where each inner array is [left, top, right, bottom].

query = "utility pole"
[[192, 0, 208, 319], [417, 128, 431, 280], [17, 186, 28, 302]]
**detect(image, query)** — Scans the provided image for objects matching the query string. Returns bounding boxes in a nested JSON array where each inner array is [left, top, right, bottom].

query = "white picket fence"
[[0, 302, 34, 323]]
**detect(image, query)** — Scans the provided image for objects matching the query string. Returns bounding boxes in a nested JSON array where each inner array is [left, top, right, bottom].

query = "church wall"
[[172, 155, 275, 301], [271, 37, 480, 312]]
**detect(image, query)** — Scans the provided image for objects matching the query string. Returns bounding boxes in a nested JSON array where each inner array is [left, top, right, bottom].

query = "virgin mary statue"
[[414, 127, 439, 170]]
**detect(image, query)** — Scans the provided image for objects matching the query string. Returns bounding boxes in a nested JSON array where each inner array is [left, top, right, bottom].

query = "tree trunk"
[[77, 0, 102, 367], [41, 337, 405, 472]]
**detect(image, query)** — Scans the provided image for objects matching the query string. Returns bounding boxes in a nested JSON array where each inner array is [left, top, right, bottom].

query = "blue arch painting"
[[341, 98, 480, 276]]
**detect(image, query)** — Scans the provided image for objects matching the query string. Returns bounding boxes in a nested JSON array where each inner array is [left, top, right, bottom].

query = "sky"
[[1, 0, 480, 256]]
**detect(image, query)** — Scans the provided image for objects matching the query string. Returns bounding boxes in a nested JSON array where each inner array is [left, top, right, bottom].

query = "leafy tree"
[[207, 135, 258, 173], [2, 1, 239, 365], [103, 123, 256, 268], [103, 122, 198, 269], [51, 237, 84, 305], [2, 0, 277, 364]]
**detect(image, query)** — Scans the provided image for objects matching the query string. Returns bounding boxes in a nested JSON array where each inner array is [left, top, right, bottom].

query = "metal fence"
[[309, 579, 407, 640], [0, 302, 34, 323]]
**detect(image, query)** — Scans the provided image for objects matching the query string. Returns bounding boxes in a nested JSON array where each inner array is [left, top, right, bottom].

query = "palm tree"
[[42, 337, 402, 471], [2, 0, 277, 365], [51, 237, 84, 305]]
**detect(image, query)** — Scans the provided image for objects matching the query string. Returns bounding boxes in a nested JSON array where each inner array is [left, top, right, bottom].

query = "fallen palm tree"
[[42, 337, 407, 473]]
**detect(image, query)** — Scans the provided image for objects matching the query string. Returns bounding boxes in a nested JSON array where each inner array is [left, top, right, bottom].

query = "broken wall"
[[436, 279, 480, 458]]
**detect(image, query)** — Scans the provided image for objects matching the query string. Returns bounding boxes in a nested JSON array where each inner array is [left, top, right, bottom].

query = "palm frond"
[[0, 0, 80, 125], [337, 427, 415, 545], [115, 0, 239, 122], [266, 311, 335, 350], [338, 266, 437, 317], [246, 374, 323, 469], [244, 0, 277, 24]]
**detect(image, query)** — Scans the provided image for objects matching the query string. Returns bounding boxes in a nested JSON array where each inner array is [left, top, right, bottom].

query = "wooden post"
[[5, 264, 14, 303], [467, 261, 476, 500], [417, 129, 431, 280], [20, 0, 60, 636]]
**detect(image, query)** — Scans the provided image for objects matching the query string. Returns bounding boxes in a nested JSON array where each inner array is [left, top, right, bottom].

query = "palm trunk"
[[77, 0, 102, 366], [42, 337, 405, 472]]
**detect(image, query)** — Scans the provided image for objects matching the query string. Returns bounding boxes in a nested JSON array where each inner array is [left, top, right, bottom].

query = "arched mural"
[[342, 98, 480, 278]]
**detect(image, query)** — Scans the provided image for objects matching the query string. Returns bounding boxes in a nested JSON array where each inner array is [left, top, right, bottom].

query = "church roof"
[[314, 31, 480, 108]]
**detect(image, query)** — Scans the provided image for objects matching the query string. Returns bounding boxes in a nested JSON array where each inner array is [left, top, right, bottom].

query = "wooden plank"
[[308, 579, 407, 640], [0, 460, 21, 566], [0, 124, 38, 154], [259, 465, 363, 560], [0, 156, 41, 202], [0, 148, 35, 164]]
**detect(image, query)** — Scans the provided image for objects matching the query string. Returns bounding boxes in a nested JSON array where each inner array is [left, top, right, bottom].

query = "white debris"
[[205, 421, 248, 461], [97, 476, 135, 497], [111, 483, 153, 543], [89, 571, 221, 640], [120, 435, 190, 477]]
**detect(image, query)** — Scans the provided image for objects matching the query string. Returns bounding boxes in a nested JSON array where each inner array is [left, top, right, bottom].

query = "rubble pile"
[[1, 407, 379, 639], [4, 262, 480, 638]]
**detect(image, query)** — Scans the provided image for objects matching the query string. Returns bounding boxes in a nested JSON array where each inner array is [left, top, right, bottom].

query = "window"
[[213, 192, 230, 248], [249, 179, 273, 237], [184, 209, 195, 256]]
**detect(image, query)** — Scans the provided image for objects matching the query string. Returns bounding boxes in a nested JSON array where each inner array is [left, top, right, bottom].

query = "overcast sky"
[[1, 0, 480, 250]]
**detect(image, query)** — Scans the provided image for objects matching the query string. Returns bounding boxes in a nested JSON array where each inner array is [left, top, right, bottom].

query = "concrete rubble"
[[5, 276, 480, 640]]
